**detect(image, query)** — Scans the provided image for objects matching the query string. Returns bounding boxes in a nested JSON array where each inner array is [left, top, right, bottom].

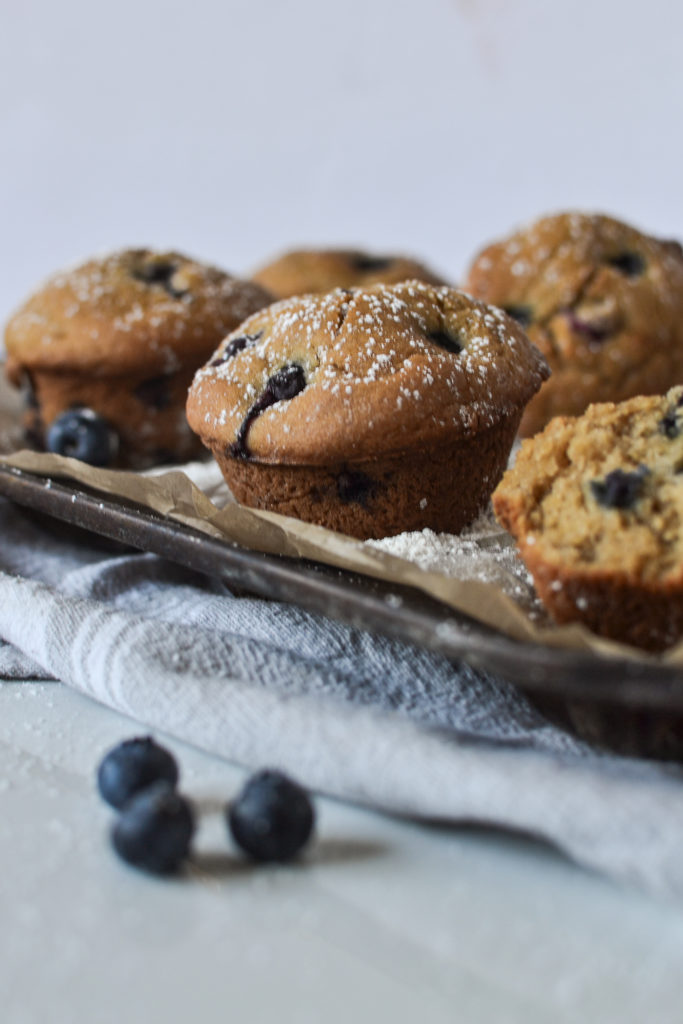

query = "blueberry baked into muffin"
[[186, 281, 549, 539], [465, 213, 683, 436], [251, 247, 446, 299], [492, 387, 683, 651], [4, 249, 273, 467]]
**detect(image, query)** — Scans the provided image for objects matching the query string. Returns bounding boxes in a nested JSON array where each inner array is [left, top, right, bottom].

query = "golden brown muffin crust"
[[465, 212, 683, 436], [251, 248, 447, 299], [186, 280, 549, 466], [5, 249, 274, 379]]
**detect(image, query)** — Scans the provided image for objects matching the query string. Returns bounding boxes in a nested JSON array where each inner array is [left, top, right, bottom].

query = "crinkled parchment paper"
[[0, 437, 676, 666]]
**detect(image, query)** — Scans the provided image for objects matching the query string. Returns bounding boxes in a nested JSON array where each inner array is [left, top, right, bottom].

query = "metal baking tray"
[[1, 460, 682, 719]]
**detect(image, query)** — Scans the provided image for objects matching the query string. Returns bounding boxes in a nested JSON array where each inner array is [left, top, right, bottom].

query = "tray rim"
[[0, 462, 681, 712]]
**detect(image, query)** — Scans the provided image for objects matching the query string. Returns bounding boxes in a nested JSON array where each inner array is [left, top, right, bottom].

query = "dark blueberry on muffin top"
[[590, 466, 650, 509]]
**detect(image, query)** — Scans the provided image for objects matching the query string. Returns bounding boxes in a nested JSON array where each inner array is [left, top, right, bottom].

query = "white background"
[[2, 0, 682, 324]]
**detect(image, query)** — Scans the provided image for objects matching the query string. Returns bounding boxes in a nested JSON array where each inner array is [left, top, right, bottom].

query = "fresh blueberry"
[[111, 781, 194, 874], [97, 736, 179, 810], [228, 769, 315, 863], [230, 364, 306, 459], [46, 408, 119, 466], [606, 251, 645, 276], [502, 305, 533, 329], [590, 466, 649, 509], [426, 329, 462, 354]]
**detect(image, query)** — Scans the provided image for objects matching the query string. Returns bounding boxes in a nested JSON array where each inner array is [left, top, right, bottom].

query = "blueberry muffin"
[[4, 249, 274, 467], [251, 247, 447, 299], [186, 281, 549, 539], [493, 387, 683, 651], [465, 213, 683, 436]]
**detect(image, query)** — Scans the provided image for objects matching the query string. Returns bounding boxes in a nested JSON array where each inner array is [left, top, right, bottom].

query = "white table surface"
[[3, 677, 683, 1024]]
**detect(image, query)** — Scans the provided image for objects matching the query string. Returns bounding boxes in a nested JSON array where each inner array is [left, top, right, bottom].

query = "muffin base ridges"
[[522, 547, 683, 653], [209, 413, 522, 540]]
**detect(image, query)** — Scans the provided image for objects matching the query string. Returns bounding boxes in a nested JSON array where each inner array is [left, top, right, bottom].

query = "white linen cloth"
[[1, 496, 683, 897]]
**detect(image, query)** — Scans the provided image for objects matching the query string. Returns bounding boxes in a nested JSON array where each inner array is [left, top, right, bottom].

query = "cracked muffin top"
[[251, 247, 447, 299], [4, 249, 274, 380], [186, 280, 549, 466], [465, 212, 683, 436]]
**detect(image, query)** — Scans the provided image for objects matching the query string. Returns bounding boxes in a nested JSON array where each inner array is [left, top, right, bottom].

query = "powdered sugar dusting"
[[6, 249, 272, 372], [150, 455, 543, 620], [190, 281, 549, 456], [368, 504, 542, 615]]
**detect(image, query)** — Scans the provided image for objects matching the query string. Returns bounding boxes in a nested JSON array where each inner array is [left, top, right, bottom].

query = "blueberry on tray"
[[228, 769, 315, 862], [97, 736, 179, 810]]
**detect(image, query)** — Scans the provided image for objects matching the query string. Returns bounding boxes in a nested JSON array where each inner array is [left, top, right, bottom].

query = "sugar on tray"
[[368, 503, 542, 616], [177, 452, 541, 618]]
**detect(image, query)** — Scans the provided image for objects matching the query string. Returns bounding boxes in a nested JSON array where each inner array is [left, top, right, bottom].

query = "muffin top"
[[466, 212, 683, 331], [4, 249, 274, 379], [492, 387, 683, 583], [186, 280, 549, 466], [251, 247, 447, 299], [465, 212, 683, 431]]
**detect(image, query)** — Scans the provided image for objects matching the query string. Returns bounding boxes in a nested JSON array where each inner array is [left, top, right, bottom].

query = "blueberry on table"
[[97, 736, 179, 809], [46, 408, 119, 466], [228, 770, 315, 863], [112, 781, 194, 875]]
